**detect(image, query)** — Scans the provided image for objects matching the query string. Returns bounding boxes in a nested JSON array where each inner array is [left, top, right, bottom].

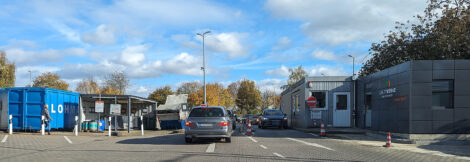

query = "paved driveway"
[[0, 126, 468, 161]]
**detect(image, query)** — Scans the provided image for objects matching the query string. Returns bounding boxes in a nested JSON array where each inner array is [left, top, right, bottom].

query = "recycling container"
[[0, 87, 79, 130], [98, 120, 105, 131], [82, 121, 89, 131], [89, 121, 98, 132]]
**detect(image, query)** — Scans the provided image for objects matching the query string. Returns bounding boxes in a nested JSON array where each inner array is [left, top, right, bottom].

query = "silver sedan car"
[[184, 106, 233, 143]]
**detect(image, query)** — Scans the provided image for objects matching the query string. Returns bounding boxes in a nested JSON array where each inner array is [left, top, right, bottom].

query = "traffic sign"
[[95, 101, 104, 113], [110, 104, 121, 115], [306, 96, 317, 108]]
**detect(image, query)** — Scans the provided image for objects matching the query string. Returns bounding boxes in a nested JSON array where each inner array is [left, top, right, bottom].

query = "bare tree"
[[176, 81, 201, 95], [75, 77, 100, 94], [103, 71, 129, 95]]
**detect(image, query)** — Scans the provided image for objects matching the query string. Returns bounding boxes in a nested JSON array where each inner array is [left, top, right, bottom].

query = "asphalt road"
[[0, 125, 468, 161]]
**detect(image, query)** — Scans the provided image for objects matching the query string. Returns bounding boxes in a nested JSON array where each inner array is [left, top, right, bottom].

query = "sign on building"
[[311, 110, 322, 119], [306, 96, 317, 108], [110, 104, 121, 115], [95, 101, 104, 113]]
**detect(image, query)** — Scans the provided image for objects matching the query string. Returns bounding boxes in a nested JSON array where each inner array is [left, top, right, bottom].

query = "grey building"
[[356, 60, 470, 134], [281, 60, 470, 134], [280, 76, 354, 128]]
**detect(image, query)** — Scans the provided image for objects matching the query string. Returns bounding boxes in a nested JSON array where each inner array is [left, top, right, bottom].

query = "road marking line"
[[1, 135, 8, 143], [287, 138, 334, 151], [259, 145, 267, 149], [248, 136, 258, 143], [310, 133, 319, 137], [273, 152, 285, 158], [205, 143, 215, 152], [64, 136, 73, 144]]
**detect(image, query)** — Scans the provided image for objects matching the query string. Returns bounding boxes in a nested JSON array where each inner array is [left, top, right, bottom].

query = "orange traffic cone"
[[320, 121, 326, 136], [246, 119, 252, 136], [384, 132, 391, 147]]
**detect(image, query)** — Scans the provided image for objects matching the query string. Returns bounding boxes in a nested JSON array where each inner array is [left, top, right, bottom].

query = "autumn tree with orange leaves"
[[188, 83, 234, 109]]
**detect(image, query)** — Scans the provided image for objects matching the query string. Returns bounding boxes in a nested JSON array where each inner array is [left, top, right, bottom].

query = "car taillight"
[[185, 121, 194, 126], [219, 121, 229, 126]]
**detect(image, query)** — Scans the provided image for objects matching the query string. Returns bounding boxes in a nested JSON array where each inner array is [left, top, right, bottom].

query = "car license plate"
[[272, 120, 280, 125], [200, 124, 213, 127]]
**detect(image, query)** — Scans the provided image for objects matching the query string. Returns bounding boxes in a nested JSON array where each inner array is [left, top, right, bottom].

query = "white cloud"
[[199, 32, 250, 58], [56, 52, 204, 80], [171, 34, 199, 49], [256, 78, 285, 94], [162, 53, 202, 76], [92, 0, 238, 27], [265, 65, 290, 77], [120, 44, 149, 66], [307, 65, 347, 76], [136, 86, 149, 93], [47, 19, 81, 42], [126, 60, 163, 78], [81, 24, 116, 45], [127, 85, 154, 98], [6, 39, 37, 49], [265, 0, 427, 44], [58, 61, 127, 79], [272, 36, 292, 50], [311, 50, 337, 61], [63, 47, 86, 56], [5, 48, 63, 65], [16, 66, 61, 87]]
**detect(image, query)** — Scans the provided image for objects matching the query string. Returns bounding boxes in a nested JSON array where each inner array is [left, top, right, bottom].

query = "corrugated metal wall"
[[281, 76, 354, 128], [0, 87, 79, 130]]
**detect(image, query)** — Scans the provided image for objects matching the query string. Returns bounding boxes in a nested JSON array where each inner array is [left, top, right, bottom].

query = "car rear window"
[[189, 108, 225, 117], [264, 110, 282, 116]]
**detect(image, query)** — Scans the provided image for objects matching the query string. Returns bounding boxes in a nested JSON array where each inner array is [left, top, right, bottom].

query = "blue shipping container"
[[0, 87, 79, 130]]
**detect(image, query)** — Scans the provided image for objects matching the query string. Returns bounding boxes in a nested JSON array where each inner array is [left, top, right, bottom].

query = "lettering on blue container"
[[50, 104, 64, 113]]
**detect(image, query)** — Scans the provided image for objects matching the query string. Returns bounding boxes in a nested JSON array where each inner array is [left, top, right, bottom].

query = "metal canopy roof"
[[80, 94, 157, 104]]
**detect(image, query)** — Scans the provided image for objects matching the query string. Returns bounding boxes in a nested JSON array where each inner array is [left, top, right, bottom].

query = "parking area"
[[1, 123, 469, 161]]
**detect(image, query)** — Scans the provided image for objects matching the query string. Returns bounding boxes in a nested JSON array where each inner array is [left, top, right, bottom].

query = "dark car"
[[259, 109, 288, 129], [226, 110, 236, 129], [244, 114, 253, 124], [184, 106, 233, 143], [252, 114, 261, 125]]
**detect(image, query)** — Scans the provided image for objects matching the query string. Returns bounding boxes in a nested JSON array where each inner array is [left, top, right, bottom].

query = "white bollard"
[[9, 115, 12, 135], [74, 116, 78, 136], [141, 116, 144, 136], [41, 115, 45, 136], [108, 116, 112, 137]]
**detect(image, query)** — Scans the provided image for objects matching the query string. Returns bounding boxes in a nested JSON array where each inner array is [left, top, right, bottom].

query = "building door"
[[365, 94, 372, 127], [333, 92, 350, 127]]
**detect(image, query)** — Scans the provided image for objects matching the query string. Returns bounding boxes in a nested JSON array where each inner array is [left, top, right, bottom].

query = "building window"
[[432, 80, 454, 109], [365, 94, 372, 110], [89, 107, 95, 113], [311, 92, 327, 109], [296, 95, 300, 112], [336, 95, 348, 110], [292, 96, 295, 112]]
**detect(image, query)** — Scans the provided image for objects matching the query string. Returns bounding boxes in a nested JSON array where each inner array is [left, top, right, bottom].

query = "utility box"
[[0, 87, 79, 130]]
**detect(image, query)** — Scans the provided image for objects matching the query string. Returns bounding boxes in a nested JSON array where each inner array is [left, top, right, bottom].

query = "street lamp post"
[[197, 31, 211, 105], [28, 70, 32, 87], [348, 55, 356, 127]]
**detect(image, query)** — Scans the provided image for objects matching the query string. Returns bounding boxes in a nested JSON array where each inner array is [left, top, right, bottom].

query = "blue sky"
[[0, 0, 427, 97]]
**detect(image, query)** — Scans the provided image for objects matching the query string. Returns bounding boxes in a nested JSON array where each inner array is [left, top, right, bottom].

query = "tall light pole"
[[28, 70, 32, 87], [197, 31, 210, 105], [348, 55, 355, 127], [348, 55, 355, 78]]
